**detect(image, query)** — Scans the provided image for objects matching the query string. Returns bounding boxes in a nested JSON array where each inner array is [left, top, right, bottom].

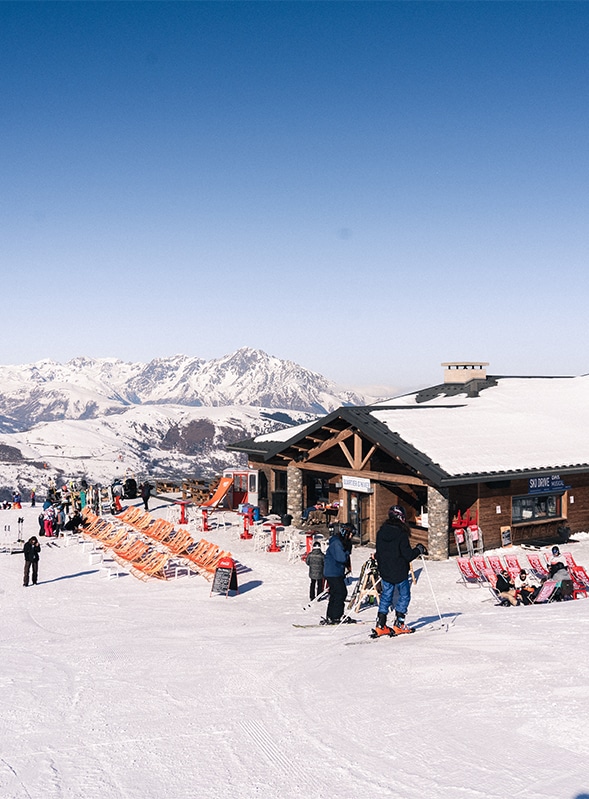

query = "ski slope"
[[0, 503, 588, 799]]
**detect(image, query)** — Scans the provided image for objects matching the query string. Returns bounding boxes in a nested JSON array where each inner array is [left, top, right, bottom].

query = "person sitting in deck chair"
[[496, 569, 518, 606], [548, 545, 565, 568], [514, 569, 540, 605], [547, 559, 573, 601]]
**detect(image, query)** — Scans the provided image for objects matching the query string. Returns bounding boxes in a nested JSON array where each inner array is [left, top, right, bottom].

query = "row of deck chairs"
[[456, 551, 589, 602], [81, 507, 233, 582]]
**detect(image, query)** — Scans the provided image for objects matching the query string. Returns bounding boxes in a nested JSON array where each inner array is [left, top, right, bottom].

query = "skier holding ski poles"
[[373, 505, 427, 637]]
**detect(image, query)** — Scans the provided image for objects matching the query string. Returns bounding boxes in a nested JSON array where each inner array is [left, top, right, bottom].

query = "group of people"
[[496, 546, 573, 606], [307, 504, 427, 634]]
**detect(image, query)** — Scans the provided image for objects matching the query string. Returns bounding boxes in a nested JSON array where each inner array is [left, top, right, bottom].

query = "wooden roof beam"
[[339, 440, 355, 469], [304, 428, 354, 460], [293, 460, 426, 486]]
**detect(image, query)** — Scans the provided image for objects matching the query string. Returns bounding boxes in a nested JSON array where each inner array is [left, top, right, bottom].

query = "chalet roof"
[[228, 375, 589, 485]]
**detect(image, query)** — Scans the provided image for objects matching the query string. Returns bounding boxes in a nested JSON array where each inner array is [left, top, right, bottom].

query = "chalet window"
[[512, 494, 561, 523]]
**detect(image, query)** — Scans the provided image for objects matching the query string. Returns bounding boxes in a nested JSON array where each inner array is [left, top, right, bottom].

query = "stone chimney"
[[441, 362, 489, 384]]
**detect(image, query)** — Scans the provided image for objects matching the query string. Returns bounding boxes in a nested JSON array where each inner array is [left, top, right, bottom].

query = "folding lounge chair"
[[571, 564, 589, 588], [456, 557, 483, 588], [570, 569, 589, 599], [129, 551, 171, 581], [470, 555, 488, 576], [165, 529, 194, 555], [487, 555, 504, 575], [563, 552, 579, 570], [526, 553, 549, 580], [504, 554, 524, 574], [532, 580, 558, 604]]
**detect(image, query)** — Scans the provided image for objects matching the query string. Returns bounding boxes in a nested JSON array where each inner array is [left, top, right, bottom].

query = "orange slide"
[[200, 476, 233, 508]]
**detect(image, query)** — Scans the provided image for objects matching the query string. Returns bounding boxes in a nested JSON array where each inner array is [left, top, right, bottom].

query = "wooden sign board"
[[500, 526, 512, 547], [211, 558, 238, 597]]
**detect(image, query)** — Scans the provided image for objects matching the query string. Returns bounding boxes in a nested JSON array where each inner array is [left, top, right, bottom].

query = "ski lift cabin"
[[222, 468, 259, 510]]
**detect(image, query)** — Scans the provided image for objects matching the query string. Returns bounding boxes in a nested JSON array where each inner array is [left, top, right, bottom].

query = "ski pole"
[[420, 554, 445, 629]]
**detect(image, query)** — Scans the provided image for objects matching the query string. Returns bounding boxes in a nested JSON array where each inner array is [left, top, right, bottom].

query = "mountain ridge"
[[0, 348, 376, 496]]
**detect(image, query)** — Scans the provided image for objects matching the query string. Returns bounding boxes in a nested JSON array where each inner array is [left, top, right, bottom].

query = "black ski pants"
[[24, 560, 38, 586], [326, 576, 347, 622], [309, 578, 324, 601]]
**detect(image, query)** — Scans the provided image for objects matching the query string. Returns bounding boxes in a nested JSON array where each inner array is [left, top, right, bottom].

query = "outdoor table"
[[175, 499, 191, 525], [263, 522, 282, 552]]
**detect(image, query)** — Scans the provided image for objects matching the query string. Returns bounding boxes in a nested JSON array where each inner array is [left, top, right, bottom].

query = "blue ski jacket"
[[323, 534, 348, 578]]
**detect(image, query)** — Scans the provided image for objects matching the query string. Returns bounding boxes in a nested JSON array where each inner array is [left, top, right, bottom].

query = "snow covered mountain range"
[[0, 348, 373, 498]]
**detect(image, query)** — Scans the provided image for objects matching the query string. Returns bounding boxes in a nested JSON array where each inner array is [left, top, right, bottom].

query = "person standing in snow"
[[322, 525, 354, 624], [141, 482, 152, 512], [23, 536, 40, 587], [306, 541, 325, 601], [43, 506, 55, 538], [374, 505, 427, 635]]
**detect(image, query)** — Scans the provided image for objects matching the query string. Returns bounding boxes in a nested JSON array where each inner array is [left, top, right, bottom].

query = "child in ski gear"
[[23, 536, 40, 586], [496, 569, 518, 606], [322, 526, 352, 623], [306, 541, 325, 601], [374, 505, 426, 635]]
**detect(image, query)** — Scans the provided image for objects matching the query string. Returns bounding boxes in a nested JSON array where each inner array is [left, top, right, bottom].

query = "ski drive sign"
[[528, 474, 570, 494]]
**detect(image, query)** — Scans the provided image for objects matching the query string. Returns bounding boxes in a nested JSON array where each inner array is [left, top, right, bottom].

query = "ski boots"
[[371, 612, 394, 638], [392, 613, 415, 635]]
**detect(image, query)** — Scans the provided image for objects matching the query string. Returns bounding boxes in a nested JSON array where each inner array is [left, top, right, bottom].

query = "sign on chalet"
[[227, 363, 589, 559]]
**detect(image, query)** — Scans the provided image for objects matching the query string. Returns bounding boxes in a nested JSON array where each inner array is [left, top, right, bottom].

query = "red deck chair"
[[526, 553, 549, 579], [487, 555, 504, 575], [471, 555, 488, 577], [532, 580, 558, 604], [456, 557, 483, 588], [570, 570, 589, 600], [504, 554, 524, 573], [563, 552, 578, 570]]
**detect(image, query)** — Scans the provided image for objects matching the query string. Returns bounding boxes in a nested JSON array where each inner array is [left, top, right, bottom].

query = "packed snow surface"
[[1, 503, 589, 799]]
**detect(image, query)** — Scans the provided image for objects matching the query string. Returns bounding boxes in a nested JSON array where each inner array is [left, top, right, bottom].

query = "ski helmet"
[[388, 505, 406, 522], [551, 545, 560, 556]]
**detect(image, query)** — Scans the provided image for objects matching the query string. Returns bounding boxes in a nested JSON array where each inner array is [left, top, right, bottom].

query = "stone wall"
[[287, 463, 303, 526], [427, 485, 449, 560]]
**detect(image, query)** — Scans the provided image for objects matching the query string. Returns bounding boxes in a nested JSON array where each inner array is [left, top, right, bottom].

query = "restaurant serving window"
[[512, 494, 561, 524]]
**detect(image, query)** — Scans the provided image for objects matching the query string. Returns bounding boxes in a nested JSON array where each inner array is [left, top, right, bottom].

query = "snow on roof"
[[370, 375, 589, 477], [254, 419, 317, 443]]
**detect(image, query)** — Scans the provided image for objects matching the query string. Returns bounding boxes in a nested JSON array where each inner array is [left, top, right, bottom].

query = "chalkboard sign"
[[500, 526, 512, 547], [211, 557, 238, 596]]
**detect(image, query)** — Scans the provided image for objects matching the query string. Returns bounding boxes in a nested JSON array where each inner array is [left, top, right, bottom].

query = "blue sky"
[[3, 2, 589, 394]]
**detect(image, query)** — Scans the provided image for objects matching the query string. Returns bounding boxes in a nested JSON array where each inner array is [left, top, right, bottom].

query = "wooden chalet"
[[228, 363, 589, 559]]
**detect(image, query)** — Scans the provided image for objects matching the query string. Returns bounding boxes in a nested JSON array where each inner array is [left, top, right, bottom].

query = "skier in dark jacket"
[[322, 525, 354, 624], [141, 482, 152, 511], [23, 536, 41, 587], [374, 505, 426, 636], [306, 541, 325, 601]]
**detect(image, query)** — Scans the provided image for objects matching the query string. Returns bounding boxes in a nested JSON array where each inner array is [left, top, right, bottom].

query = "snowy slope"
[[0, 404, 314, 493], [0, 504, 588, 799]]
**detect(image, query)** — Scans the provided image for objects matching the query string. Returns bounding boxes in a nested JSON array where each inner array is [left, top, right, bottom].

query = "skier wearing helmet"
[[321, 523, 356, 624], [374, 505, 427, 636]]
